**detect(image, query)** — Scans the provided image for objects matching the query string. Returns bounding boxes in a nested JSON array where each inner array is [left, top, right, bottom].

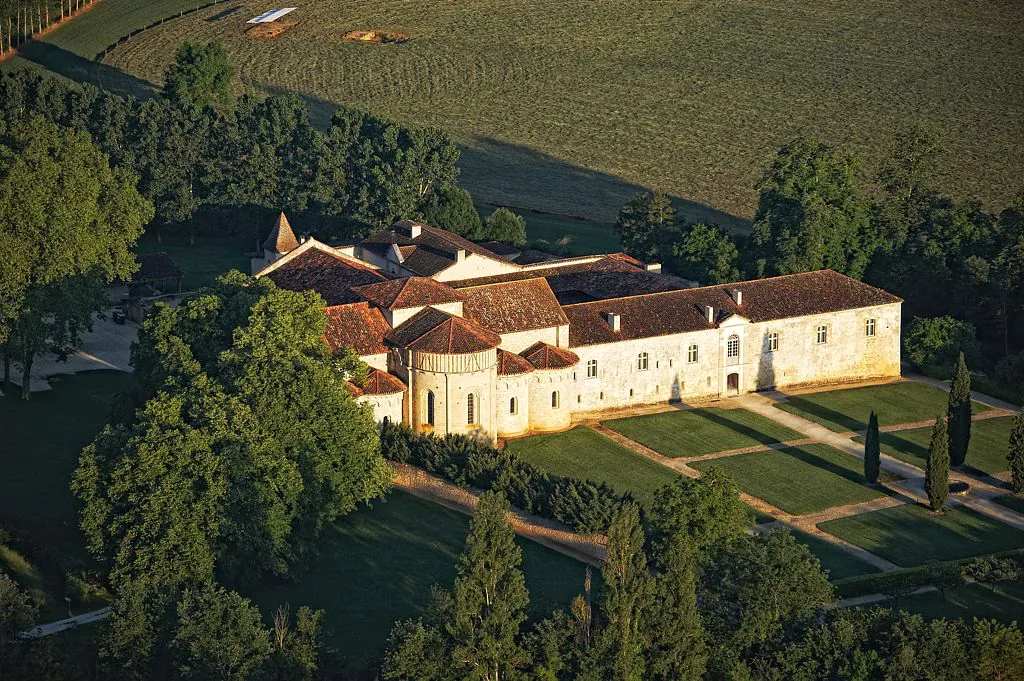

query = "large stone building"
[[255, 214, 902, 441]]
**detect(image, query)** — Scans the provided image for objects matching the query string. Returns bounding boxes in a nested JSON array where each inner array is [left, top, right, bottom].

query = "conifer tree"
[[864, 410, 881, 484], [646, 535, 706, 681], [598, 503, 653, 681], [947, 352, 973, 467], [448, 491, 529, 681], [926, 416, 950, 512], [1008, 412, 1024, 494]]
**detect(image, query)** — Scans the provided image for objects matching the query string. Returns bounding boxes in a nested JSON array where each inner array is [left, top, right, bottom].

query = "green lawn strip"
[[690, 444, 884, 516], [994, 494, 1024, 515], [861, 578, 1024, 623], [248, 491, 588, 669], [775, 382, 991, 433], [506, 426, 681, 508], [786, 529, 881, 581], [521, 211, 619, 255], [603, 407, 804, 459], [0, 370, 133, 560], [135, 232, 252, 291], [852, 416, 1014, 476], [819, 504, 1024, 568]]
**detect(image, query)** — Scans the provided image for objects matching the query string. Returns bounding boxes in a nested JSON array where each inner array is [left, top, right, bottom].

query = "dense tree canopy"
[[614, 191, 676, 262], [670, 222, 741, 284], [163, 41, 236, 110]]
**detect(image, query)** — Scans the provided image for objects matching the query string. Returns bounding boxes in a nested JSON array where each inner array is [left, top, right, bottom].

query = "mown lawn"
[[604, 407, 803, 459], [506, 426, 680, 507], [788, 529, 881, 581], [819, 504, 1024, 568], [854, 416, 1014, 476], [868, 578, 1024, 623], [0, 370, 132, 559], [775, 382, 989, 433], [135, 232, 252, 291], [691, 444, 884, 516], [249, 491, 588, 670], [994, 494, 1024, 515]]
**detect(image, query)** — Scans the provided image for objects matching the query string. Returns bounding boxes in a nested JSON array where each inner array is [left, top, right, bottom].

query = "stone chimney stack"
[[704, 305, 715, 323], [605, 312, 621, 332], [456, 248, 466, 262], [731, 288, 743, 306], [410, 223, 422, 238]]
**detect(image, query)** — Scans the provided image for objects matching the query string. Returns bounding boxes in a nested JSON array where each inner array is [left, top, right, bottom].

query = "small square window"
[[816, 325, 828, 344], [865, 318, 876, 338]]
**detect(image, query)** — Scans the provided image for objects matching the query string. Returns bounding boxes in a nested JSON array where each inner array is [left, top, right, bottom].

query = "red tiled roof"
[[263, 212, 300, 254], [461, 279, 568, 334], [353, 368, 406, 396], [496, 349, 535, 376], [352, 277, 465, 310], [323, 303, 392, 356], [266, 247, 386, 305], [359, 220, 509, 276], [521, 342, 579, 370], [387, 307, 501, 354], [565, 270, 902, 347]]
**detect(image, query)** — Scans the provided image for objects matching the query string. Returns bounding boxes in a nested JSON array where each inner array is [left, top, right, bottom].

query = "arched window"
[[509, 397, 518, 415], [551, 391, 560, 408], [426, 390, 435, 426], [467, 393, 476, 425], [637, 352, 649, 371], [727, 334, 740, 358]]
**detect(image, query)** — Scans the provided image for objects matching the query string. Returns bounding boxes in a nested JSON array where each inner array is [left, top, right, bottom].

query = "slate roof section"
[[132, 252, 183, 284], [564, 270, 902, 347], [263, 212, 300, 254], [323, 303, 392, 356], [266, 247, 387, 305], [360, 220, 511, 276], [521, 342, 580, 370], [350, 368, 406, 396], [352, 277, 465, 310], [460, 279, 569, 334], [496, 349, 535, 376], [387, 307, 502, 354]]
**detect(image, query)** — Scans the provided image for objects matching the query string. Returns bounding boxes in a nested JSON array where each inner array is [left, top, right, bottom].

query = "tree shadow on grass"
[[780, 395, 866, 432], [15, 40, 156, 99], [779, 445, 874, 489], [688, 408, 791, 447]]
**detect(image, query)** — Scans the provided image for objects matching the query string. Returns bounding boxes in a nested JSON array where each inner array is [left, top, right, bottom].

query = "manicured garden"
[[994, 494, 1024, 515], [819, 504, 1024, 567], [603, 407, 803, 458], [506, 426, 681, 507], [789, 529, 881, 581], [860, 416, 1015, 477], [249, 491, 588, 669], [691, 444, 885, 515], [775, 382, 989, 432]]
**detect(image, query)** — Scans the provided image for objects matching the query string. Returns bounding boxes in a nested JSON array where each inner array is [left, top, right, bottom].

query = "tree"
[[268, 605, 327, 681], [596, 503, 652, 681], [1009, 413, 1024, 494], [448, 491, 529, 681], [0, 574, 35, 675], [482, 207, 527, 247], [646, 535, 706, 681], [925, 415, 950, 512], [648, 469, 750, 555], [614, 191, 675, 262], [163, 41, 235, 109], [864, 410, 881, 484], [420, 186, 482, 239], [382, 618, 451, 681], [172, 585, 273, 681], [752, 137, 875, 279], [904, 316, 982, 369], [947, 352, 973, 467], [670, 222, 741, 284]]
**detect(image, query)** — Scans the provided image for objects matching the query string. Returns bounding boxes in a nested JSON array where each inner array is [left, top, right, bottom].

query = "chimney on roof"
[[704, 305, 715, 323], [605, 312, 621, 332], [645, 263, 662, 274], [409, 223, 422, 238], [731, 288, 742, 306], [456, 248, 466, 262]]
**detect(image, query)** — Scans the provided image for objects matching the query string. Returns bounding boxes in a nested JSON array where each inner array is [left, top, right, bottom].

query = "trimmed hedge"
[[380, 419, 628, 533]]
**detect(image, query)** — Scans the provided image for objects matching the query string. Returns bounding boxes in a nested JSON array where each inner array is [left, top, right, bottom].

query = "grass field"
[[854, 416, 1014, 477], [775, 382, 989, 433], [506, 426, 680, 507], [869, 578, 1024, 623], [819, 504, 1024, 568], [135, 232, 253, 291], [249, 491, 589, 669], [994, 494, 1024, 515], [603, 407, 804, 459], [691, 444, 884, 515], [9, 0, 1019, 227], [789, 529, 880, 581]]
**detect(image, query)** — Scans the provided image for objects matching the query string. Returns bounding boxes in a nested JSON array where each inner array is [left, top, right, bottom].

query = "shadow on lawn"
[[779, 445, 874, 488], [16, 41, 156, 100], [780, 395, 867, 432], [686, 407, 790, 446]]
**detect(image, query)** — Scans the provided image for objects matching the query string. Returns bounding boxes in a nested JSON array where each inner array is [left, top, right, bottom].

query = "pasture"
[[8, 0, 1018, 227]]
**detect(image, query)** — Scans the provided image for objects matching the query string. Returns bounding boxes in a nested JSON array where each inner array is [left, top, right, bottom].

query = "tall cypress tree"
[[864, 410, 881, 484], [646, 535, 706, 681], [1008, 413, 1024, 494], [947, 353, 973, 467], [926, 416, 950, 512], [448, 491, 529, 681]]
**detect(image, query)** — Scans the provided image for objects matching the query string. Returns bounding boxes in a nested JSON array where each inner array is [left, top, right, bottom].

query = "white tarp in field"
[[247, 7, 297, 24]]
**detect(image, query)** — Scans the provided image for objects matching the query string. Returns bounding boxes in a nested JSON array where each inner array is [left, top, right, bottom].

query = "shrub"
[[995, 351, 1024, 391], [904, 316, 981, 369]]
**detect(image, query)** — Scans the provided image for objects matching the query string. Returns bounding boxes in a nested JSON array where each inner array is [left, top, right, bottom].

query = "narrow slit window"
[[552, 391, 560, 408], [467, 393, 476, 425], [426, 391, 435, 426]]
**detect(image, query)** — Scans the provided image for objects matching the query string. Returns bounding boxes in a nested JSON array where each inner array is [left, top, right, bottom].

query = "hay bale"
[[342, 29, 410, 44], [246, 19, 297, 39]]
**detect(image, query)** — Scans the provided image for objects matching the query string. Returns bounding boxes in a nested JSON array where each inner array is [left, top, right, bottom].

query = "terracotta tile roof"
[[461, 279, 569, 334], [132, 252, 183, 284], [387, 307, 501, 354], [263, 212, 300, 254], [521, 342, 579, 370], [323, 303, 392, 356], [352, 277, 465, 310], [496, 349, 535, 376], [359, 220, 509, 276], [565, 270, 902, 347], [351, 368, 406, 396], [266, 247, 386, 305]]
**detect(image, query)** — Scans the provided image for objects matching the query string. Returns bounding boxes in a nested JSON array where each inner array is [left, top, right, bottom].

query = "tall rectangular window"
[[587, 359, 597, 378], [767, 332, 779, 352], [637, 352, 649, 371], [865, 318, 876, 337], [726, 334, 740, 358], [816, 325, 828, 344], [687, 344, 699, 363]]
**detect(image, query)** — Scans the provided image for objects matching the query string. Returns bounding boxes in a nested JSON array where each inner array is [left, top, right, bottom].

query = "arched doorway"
[[727, 372, 740, 394]]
